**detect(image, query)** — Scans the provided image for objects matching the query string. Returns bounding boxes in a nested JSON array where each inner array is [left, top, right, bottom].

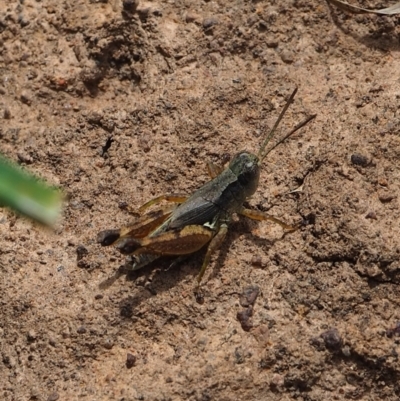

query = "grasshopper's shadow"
[[103, 217, 290, 318]]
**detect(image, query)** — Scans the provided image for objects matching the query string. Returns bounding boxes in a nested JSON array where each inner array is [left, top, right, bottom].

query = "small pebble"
[[351, 153, 369, 167], [86, 111, 102, 125], [137, 8, 150, 19], [378, 177, 388, 187], [185, 12, 199, 23], [239, 285, 260, 307], [252, 324, 269, 345], [102, 338, 114, 350], [118, 201, 129, 210], [365, 211, 377, 220], [195, 290, 205, 305], [77, 326, 87, 334], [17, 152, 33, 164], [122, 0, 139, 12], [234, 347, 245, 364], [378, 191, 396, 203], [126, 352, 136, 368], [280, 50, 294, 64], [237, 306, 253, 331], [3, 107, 11, 119], [76, 245, 88, 261], [266, 40, 279, 48], [3, 355, 16, 368], [203, 17, 219, 30], [27, 330, 37, 342], [138, 135, 151, 152], [47, 393, 59, 401], [251, 255, 263, 267], [20, 92, 32, 105], [18, 15, 30, 27], [80, 66, 103, 85], [321, 328, 342, 350], [342, 345, 351, 357]]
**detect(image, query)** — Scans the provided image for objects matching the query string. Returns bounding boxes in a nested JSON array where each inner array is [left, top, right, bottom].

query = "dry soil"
[[1, 0, 400, 400]]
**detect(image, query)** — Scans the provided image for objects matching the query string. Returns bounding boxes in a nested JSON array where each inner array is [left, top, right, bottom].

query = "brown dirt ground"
[[1, 0, 400, 400]]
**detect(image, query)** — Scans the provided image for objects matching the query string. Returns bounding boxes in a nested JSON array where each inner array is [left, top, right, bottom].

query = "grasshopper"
[[97, 88, 316, 286]]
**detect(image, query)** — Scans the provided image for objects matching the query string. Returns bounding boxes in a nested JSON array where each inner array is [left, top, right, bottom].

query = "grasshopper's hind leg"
[[120, 225, 215, 273], [126, 224, 227, 285], [132, 225, 214, 256], [240, 207, 299, 232], [97, 204, 177, 250]]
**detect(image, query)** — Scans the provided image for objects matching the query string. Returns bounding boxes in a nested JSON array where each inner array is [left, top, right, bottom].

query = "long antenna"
[[257, 88, 316, 163], [261, 114, 316, 161], [257, 88, 298, 160]]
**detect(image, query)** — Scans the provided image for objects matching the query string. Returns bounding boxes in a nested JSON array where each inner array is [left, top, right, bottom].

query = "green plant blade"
[[0, 155, 63, 226]]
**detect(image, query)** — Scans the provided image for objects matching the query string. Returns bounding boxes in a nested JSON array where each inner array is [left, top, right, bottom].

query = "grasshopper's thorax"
[[228, 152, 260, 198]]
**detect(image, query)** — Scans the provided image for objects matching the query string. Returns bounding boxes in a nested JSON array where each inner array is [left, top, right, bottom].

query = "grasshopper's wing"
[[168, 194, 221, 230], [168, 173, 237, 229]]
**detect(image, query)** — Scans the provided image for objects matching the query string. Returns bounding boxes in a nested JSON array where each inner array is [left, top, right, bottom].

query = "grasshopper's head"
[[229, 151, 260, 197], [227, 90, 316, 202]]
